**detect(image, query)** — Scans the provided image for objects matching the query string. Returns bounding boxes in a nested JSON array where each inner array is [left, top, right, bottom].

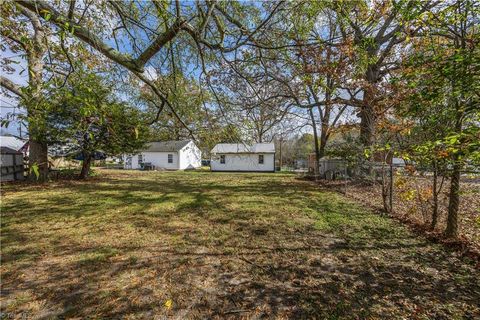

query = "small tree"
[[49, 69, 149, 179]]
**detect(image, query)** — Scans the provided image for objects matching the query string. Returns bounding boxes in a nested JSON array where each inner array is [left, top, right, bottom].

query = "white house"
[[210, 143, 275, 172], [124, 140, 201, 170]]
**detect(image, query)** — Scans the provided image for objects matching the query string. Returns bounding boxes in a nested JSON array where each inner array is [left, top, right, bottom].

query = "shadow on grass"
[[1, 171, 479, 318]]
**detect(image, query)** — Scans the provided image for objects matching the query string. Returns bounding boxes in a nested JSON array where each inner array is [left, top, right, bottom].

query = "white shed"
[[124, 140, 201, 170], [210, 143, 275, 172]]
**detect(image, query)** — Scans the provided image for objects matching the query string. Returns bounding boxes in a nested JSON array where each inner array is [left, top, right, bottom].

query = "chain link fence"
[[303, 158, 480, 248]]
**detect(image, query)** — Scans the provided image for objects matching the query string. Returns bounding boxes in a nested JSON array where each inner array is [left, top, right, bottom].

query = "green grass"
[[1, 169, 478, 319]]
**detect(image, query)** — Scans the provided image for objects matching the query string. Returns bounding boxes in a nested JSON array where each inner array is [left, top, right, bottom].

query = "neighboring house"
[[124, 140, 201, 170], [210, 143, 275, 172]]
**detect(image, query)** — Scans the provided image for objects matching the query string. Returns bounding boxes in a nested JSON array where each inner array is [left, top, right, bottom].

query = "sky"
[[0, 47, 28, 137]]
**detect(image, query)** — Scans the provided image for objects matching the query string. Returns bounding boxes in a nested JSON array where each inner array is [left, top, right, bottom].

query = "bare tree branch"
[[135, 19, 186, 67], [0, 76, 26, 99], [17, 0, 144, 72]]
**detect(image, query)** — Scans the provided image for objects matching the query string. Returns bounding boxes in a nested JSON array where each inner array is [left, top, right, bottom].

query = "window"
[[259, 154, 264, 164], [168, 154, 173, 163], [138, 154, 143, 164], [220, 155, 226, 164]]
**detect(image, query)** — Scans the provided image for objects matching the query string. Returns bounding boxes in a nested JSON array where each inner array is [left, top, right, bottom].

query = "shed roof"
[[143, 140, 192, 152], [211, 143, 275, 154], [0, 136, 28, 152]]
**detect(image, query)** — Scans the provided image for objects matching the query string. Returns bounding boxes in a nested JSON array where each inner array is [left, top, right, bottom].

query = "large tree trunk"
[[319, 126, 328, 159], [26, 95, 49, 181], [445, 32, 465, 238], [23, 7, 49, 181], [309, 108, 320, 176], [28, 139, 49, 181], [80, 153, 92, 179], [318, 78, 332, 159], [445, 163, 460, 238], [359, 104, 376, 146], [360, 68, 379, 147], [445, 103, 462, 238], [431, 160, 439, 230]]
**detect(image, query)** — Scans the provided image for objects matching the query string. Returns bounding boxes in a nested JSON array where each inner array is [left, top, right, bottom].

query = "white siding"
[[142, 152, 179, 169], [211, 153, 274, 172], [123, 142, 202, 170], [124, 154, 140, 169], [124, 152, 179, 170], [178, 141, 202, 169]]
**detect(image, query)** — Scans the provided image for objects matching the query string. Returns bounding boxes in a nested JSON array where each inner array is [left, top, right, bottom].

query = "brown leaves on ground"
[[319, 174, 480, 259]]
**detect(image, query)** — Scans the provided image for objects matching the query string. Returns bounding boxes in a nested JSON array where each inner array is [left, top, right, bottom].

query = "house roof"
[[0, 136, 28, 152], [211, 143, 275, 154], [143, 140, 192, 152]]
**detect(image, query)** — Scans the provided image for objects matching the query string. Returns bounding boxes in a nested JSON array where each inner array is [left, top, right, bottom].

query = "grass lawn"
[[1, 169, 479, 319]]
